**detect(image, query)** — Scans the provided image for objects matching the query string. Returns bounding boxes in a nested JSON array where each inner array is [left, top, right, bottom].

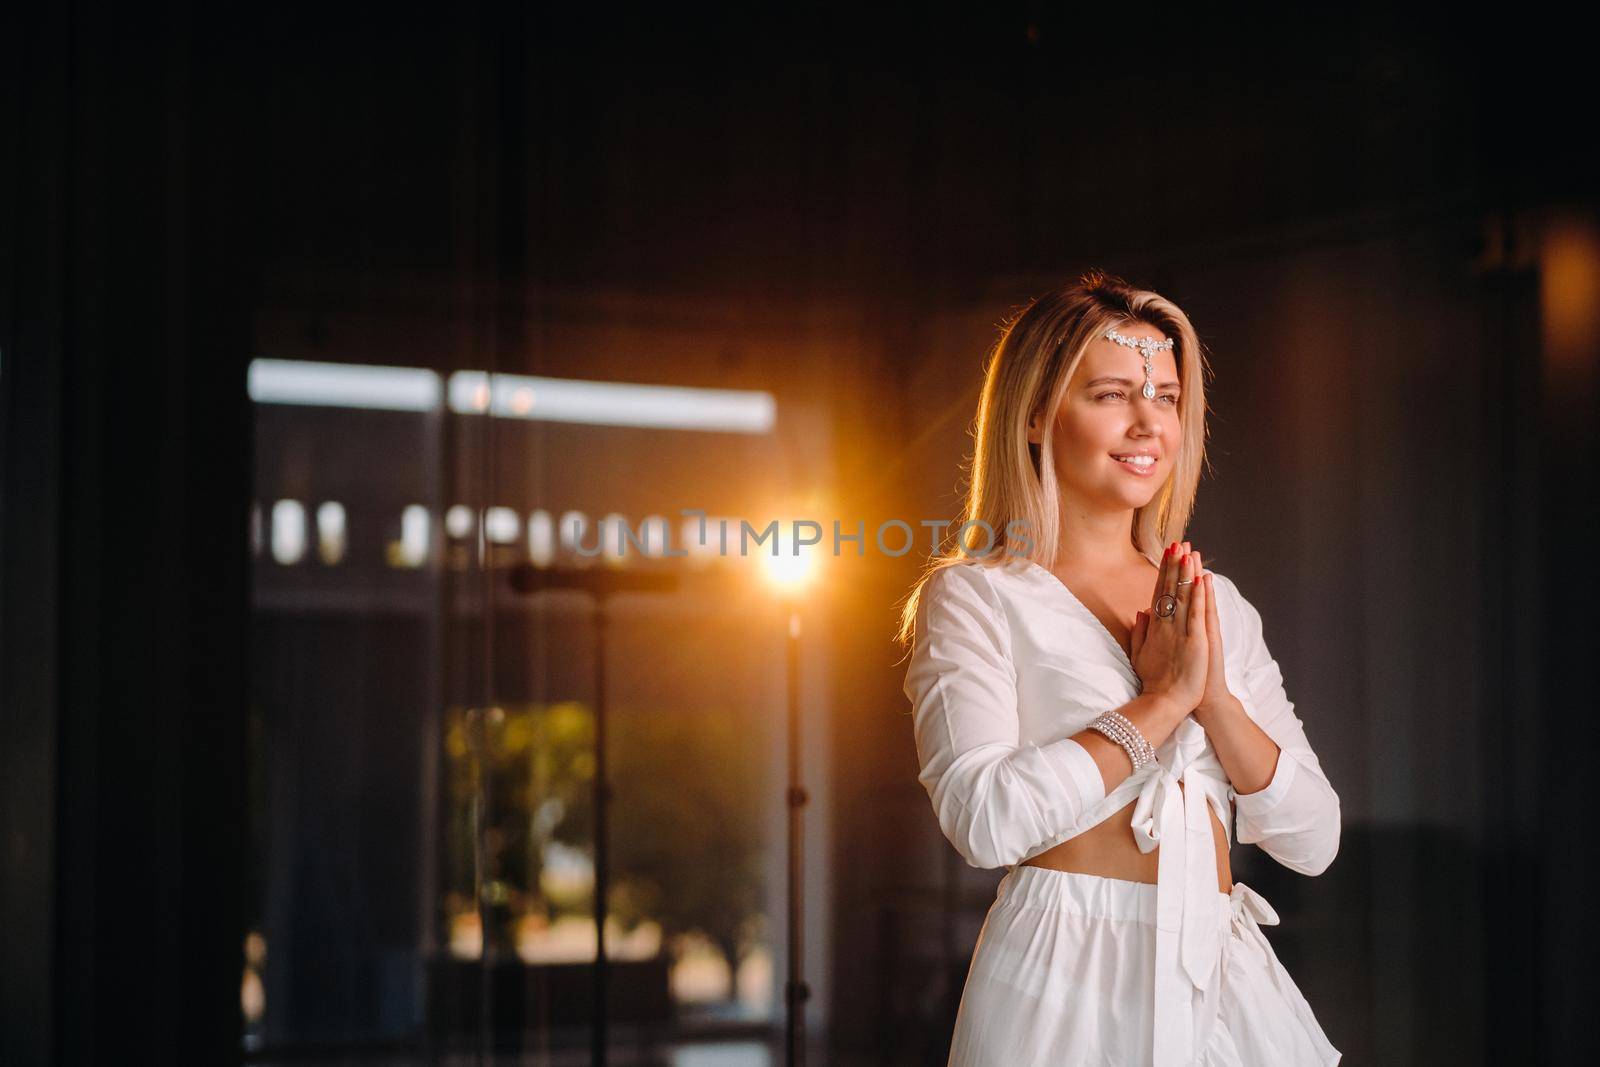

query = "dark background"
[[4, 1, 1596, 1063]]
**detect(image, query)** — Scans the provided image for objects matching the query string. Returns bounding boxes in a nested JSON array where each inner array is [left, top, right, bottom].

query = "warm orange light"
[[1541, 211, 1600, 407], [754, 499, 830, 599], [759, 539, 820, 596]]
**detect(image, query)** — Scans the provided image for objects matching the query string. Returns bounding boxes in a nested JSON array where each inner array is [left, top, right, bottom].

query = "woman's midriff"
[[1019, 782, 1234, 893]]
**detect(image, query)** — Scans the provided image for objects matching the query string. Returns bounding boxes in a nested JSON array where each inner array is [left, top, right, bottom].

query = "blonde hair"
[[893, 269, 1212, 649]]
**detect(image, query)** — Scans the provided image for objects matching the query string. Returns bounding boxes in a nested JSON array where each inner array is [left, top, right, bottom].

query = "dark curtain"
[[2, 1, 258, 1063]]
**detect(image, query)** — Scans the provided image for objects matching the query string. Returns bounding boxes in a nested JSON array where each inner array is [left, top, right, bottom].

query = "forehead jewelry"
[[1104, 327, 1175, 400]]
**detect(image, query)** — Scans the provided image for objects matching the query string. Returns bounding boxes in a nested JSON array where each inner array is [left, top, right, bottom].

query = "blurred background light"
[[558, 510, 589, 552], [485, 506, 521, 545], [446, 369, 776, 433], [270, 499, 306, 565], [528, 509, 555, 566], [397, 504, 431, 569], [248, 359, 776, 433], [757, 525, 822, 597], [445, 505, 475, 540], [315, 501, 346, 565], [248, 359, 442, 411]]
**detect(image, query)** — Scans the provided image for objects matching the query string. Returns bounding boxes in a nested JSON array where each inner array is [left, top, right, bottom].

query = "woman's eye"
[[1096, 391, 1179, 405]]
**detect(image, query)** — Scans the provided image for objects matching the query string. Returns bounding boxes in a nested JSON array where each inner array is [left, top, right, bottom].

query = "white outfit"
[[903, 556, 1342, 1065]]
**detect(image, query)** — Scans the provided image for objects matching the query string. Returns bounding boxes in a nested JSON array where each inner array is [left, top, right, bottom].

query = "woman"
[[897, 272, 1342, 1065]]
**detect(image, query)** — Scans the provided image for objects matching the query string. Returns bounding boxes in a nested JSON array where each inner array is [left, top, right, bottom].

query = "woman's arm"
[[904, 563, 1180, 869], [1206, 571, 1342, 876]]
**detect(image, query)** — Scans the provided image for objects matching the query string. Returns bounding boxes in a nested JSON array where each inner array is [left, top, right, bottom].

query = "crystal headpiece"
[[1104, 327, 1175, 400]]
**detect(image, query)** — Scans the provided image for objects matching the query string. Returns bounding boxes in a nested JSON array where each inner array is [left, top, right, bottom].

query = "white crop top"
[[902, 554, 1342, 1061]]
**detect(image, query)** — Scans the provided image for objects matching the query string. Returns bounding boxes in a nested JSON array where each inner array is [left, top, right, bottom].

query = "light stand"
[[507, 563, 679, 1066], [783, 599, 811, 1067]]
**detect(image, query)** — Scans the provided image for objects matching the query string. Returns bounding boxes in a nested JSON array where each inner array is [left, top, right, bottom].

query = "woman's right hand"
[[1129, 541, 1209, 719]]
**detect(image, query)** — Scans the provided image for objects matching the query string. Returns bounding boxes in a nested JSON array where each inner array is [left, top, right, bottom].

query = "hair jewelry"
[[1104, 327, 1175, 400]]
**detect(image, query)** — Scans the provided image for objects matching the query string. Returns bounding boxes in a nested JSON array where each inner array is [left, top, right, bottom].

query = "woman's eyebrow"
[[1084, 376, 1182, 390]]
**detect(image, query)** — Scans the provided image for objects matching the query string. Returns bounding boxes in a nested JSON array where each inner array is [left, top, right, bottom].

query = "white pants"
[[947, 865, 1341, 1066]]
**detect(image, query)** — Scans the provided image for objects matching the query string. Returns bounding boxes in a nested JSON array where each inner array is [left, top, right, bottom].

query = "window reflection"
[[249, 366, 788, 1059], [439, 700, 774, 1015]]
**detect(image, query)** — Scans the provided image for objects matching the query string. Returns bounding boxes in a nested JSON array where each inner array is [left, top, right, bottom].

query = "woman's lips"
[[1110, 455, 1158, 477]]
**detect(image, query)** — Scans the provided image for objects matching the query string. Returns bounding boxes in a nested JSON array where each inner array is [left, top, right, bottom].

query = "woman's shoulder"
[[910, 557, 1039, 636], [907, 558, 1033, 663], [921, 554, 1033, 603]]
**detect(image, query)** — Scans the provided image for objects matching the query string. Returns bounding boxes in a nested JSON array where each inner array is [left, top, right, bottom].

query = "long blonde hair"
[[893, 269, 1211, 649]]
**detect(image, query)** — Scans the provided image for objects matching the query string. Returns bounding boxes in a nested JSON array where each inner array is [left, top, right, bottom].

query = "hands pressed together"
[[1129, 540, 1234, 722]]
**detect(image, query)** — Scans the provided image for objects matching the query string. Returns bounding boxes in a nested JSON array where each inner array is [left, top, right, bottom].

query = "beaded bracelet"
[[1102, 709, 1158, 768], [1088, 721, 1147, 770], [1087, 713, 1155, 771], [1103, 709, 1158, 766], [1086, 709, 1157, 771]]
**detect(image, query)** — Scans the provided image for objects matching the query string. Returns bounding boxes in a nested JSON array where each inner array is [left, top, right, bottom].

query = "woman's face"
[[1027, 324, 1183, 514]]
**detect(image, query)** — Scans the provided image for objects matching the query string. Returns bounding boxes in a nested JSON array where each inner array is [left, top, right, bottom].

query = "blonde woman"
[[897, 272, 1342, 1065]]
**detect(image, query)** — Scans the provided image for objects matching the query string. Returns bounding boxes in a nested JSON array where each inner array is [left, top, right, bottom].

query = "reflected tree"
[[607, 704, 768, 1002], [442, 699, 768, 1000]]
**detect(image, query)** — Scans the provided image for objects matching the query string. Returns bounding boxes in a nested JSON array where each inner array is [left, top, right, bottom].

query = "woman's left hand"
[[1192, 550, 1236, 721]]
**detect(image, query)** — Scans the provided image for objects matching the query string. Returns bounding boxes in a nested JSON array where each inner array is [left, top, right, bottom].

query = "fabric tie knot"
[[1129, 719, 1223, 993]]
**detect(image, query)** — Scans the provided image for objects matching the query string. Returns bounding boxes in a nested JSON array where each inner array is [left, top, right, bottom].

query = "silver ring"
[[1178, 577, 1194, 586], [1155, 593, 1178, 618]]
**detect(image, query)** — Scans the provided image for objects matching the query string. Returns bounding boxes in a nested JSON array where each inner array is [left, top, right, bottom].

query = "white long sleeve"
[[903, 563, 1108, 870], [1215, 572, 1342, 877]]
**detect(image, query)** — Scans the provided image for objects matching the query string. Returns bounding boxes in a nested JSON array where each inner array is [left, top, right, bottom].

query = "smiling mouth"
[[1111, 455, 1158, 475]]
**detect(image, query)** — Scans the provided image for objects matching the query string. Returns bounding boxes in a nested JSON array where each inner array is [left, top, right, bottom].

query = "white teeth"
[[1113, 455, 1156, 467]]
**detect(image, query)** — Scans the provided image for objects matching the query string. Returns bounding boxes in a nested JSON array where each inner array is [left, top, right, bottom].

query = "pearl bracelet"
[[1103, 709, 1158, 767], [1086, 709, 1157, 771], [1102, 710, 1158, 768]]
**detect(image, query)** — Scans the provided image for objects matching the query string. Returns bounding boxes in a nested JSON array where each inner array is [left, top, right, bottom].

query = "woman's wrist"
[[1110, 689, 1185, 754], [1135, 688, 1190, 731], [1076, 690, 1189, 788], [1194, 692, 1245, 727]]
